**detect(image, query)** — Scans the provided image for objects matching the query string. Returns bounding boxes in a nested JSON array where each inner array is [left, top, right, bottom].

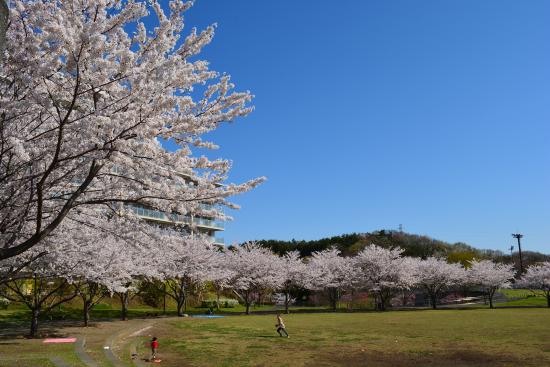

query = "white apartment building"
[[124, 202, 225, 245]]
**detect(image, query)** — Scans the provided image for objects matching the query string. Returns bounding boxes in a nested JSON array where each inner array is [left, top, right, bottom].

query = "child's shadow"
[[257, 335, 279, 338]]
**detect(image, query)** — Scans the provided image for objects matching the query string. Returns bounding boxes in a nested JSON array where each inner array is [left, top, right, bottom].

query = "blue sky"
[[164, 1, 550, 253]]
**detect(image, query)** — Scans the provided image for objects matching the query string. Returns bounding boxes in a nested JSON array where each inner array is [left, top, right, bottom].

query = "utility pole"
[[511, 233, 524, 274]]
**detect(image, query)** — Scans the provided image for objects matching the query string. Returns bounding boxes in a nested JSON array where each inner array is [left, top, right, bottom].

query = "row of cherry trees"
[[5, 228, 550, 337]]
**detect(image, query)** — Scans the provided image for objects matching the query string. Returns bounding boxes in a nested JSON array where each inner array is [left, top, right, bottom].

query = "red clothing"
[[151, 340, 159, 349]]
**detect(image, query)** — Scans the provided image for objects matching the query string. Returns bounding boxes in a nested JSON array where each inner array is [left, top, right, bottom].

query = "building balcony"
[[194, 217, 224, 229], [125, 204, 224, 229]]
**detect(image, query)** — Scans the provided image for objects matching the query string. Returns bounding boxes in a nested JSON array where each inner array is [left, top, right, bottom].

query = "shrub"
[[138, 280, 165, 308], [0, 297, 9, 310]]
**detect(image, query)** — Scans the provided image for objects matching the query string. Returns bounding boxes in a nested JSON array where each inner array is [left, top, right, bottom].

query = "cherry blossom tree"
[[307, 247, 357, 312], [354, 245, 416, 311], [0, 241, 81, 337], [412, 257, 466, 309], [227, 242, 282, 315], [161, 234, 218, 316], [276, 251, 306, 314], [0, 206, 174, 331], [0, 0, 263, 261], [73, 222, 163, 325], [209, 249, 235, 311], [467, 259, 514, 309], [517, 262, 550, 308]]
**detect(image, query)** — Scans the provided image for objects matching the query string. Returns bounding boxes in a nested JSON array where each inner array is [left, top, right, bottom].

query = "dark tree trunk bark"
[[82, 297, 94, 327], [242, 290, 251, 315], [430, 293, 437, 309], [119, 292, 129, 321], [373, 294, 379, 311], [30, 309, 40, 338], [285, 292, 290, 314], [488, 288, 495, 309], [329, 289, 338, 312], [547, 294, 550, 308], [176, 279, 186, 316], [83, 300, 91, 327], [378, 293, 387, 311], [163, 283, 167, 315], [177, 296, 185, 317], [0, 1, 8, 63]]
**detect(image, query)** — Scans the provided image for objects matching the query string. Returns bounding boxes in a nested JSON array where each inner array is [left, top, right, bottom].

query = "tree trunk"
[[176, 280, 186, 316], [177, 297, 185, 317], [488, 288, 495, 309], [256, 292, 261, 307], [0, 1, 8, 63], [83, 300, 91, 327], [216, 288, 221, 311], [329, 289, 338, 312], [378, 293, 386, 311], [547, 294, 550, 308], [243, 290, 251, 315], [285, 292, 290, 314], [430, 293, 437, 309], [30, 309, 40, 338], [120, 292, 129, 321], [163, 283, 167, 315], [348, 289, 355, 312]]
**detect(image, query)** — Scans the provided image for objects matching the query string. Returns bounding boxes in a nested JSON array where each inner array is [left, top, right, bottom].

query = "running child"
[[275, 313, 289, 338]]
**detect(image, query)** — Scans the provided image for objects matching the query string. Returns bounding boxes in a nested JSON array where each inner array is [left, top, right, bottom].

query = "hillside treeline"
[[254, 231, 550, 268]]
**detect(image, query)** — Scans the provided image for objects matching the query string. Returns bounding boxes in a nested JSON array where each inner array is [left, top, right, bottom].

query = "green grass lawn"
[[1, 290, 550, 367], [129, 309, 550, 367], [0, 339, 87, 367], [1, 309, 550, 366], [498, 289, 536, 298], [496, 288, 548, 307]]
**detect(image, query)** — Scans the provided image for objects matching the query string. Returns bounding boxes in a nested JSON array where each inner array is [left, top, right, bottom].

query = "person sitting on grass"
[[150, 336, 159, 361], [275, 313, 289, 338]]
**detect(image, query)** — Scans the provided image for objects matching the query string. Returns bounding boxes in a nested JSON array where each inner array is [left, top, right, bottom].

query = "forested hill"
[[254, 231, 550, 267]]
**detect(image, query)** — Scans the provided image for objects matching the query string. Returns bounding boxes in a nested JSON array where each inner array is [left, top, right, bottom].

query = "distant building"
[[125, 202, 224, 245]]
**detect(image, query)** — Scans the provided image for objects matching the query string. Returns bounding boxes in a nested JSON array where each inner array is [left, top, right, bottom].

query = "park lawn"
[[0, 317, 158, 367], [498, 289, 536, 299], [132, 309, 550, 367], [496, 288, 548, 307], [497, 297, 547, 307], [0, 337, 86, 367]]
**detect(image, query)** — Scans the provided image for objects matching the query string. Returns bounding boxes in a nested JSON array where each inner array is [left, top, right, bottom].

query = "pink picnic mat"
[[43, 338, 77, 343]]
